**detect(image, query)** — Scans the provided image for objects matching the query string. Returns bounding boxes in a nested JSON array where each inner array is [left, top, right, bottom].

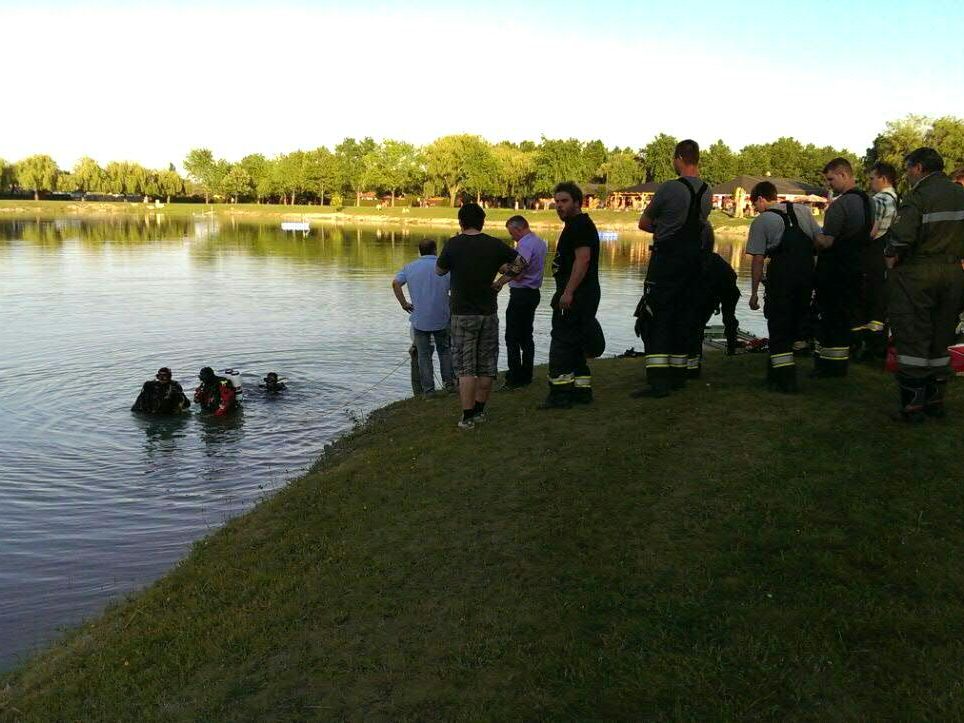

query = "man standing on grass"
[[632, 139, 711, 397], [540, 181, 604, 409], [884, 147, 964, 421], [392, 238, 455, 396], [437, 203, 526, 429], [813, 158, 873, 378], [746, 181, 821, 393], [493, 215, 547, 390]]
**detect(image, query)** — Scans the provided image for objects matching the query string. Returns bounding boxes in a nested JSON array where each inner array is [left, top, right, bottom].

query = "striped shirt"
[[872, 187, 899, 240]]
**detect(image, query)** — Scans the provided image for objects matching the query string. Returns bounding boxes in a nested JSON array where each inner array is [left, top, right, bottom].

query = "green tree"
[[735, 143, 772, 176], [864, 115, 929, 172], [334, 137, 376, 206], [71, 157, 106, 195], [534, 138, 586, 195], [640, 134, 679, 184], [16, 154, 60, 200], [699, 140, 737, 186], [239, 154, 271, 203], [157, 169, 184, 202], [304, 147, 339, 205], [424, 134, 488, 206], [222, 165, 252, 203], [491, 144, 536, 208], [582, 140, 608, 183], [183, 148, 218, 203], [275, 151, 308, 205], [926, 116, 964, 170], [463, 141, 498, 203], [0, 158, 13, 192], [370, 140, 420, 206], [598, 151, 642, 189]]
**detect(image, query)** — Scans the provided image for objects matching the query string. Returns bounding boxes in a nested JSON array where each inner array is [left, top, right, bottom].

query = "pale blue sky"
[[1, 0, 961, 170]]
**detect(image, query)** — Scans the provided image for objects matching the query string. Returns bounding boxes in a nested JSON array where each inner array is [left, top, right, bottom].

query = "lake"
[[0, 214, 762, 669]]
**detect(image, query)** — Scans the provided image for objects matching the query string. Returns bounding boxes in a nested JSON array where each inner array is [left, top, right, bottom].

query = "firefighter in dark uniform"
[[884, 147, 964, 421], [540, 181, 604, 409], [633, 139, 711, 397], [813, 157, 873, 377], [746, 182, 821, 392], [687, 236, 741, 372]]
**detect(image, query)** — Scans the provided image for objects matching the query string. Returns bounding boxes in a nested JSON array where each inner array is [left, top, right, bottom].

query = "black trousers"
[[815, 262, 860, 372], [505, 287, 540, 384], [765, 272, 813, 367], [548, 293, 602, 381], [644, 253, 699, 385]]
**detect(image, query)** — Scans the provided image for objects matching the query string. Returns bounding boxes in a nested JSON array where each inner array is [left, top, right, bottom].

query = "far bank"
[[0, 200, 754, 236]]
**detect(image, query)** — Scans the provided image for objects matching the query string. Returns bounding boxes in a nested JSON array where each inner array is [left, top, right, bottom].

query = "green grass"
[[4, 355, 961, 720], [0, 200, 752, 232]]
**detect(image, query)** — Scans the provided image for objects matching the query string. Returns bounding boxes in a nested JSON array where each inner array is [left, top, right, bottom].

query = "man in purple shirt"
[[494, 215, 548, 388]]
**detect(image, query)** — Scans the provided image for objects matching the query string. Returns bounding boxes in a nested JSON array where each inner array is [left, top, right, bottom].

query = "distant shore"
[[0, 200, 753, 237]]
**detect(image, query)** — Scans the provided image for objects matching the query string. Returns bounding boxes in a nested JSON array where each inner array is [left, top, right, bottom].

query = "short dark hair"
[[904, 147, 945, 174], [952, 167, 964, 182], [749, 181, 778, 202], [674, 139, 700, 165], [457, 202, 485, 230], [505, 215, 529, 230], [870, 161, 898, 186], [418, 238, 437, 255], [823, 157, 853, 175], [553, 181, 583, 204]]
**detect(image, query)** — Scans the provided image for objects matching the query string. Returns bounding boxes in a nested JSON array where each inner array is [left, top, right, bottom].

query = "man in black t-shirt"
[[437, 202, 525, 429], [541, 181, 605, 409]]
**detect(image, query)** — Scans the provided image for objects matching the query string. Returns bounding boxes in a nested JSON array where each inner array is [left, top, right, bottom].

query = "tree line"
[[1, 115, 961, 207]]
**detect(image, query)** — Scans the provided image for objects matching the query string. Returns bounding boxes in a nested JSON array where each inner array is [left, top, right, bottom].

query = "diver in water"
[[131, 367, 191, 414], [193, 367, 239, 416], [260, 372, 287, 393]]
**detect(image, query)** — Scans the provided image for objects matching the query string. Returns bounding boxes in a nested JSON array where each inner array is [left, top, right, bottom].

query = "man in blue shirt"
[[393, 239, 455, 395]]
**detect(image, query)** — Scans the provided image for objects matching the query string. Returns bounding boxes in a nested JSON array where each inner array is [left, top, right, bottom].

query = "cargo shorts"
[[451, 314, 499, 378]]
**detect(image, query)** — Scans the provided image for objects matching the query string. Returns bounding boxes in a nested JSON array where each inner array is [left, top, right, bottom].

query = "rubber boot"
[[686, 357, 702, 380], [572, 376, 593, 404], [924, 377, 947, 419], [669, 365, 687, 390], [892, 374, 927, 423], [769, 363, 798, 394], [538, 381, 573, 410], [632, 364, 672, 398]]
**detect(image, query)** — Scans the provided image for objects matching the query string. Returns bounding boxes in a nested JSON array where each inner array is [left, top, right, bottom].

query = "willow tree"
[[16, 154, 60, 200]]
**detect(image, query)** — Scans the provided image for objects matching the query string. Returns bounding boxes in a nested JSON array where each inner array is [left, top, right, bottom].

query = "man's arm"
[[884, 198, 922, 267], [816, 200, 844, 250], [559, 247, 590, 310], [392, 279, 413, 312], [494, 253, 527, 290], [638, 212, 654, 233], [748, 255, 765, 310]]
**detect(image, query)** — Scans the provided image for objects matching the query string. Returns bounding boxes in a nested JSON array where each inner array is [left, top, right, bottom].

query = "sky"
[[1, 0, 962, 172]]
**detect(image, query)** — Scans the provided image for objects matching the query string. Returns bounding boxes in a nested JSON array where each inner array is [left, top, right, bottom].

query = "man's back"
[[396, 255, 450, 332], [647, 177, 712, 243], [438, 233, 517, 316]]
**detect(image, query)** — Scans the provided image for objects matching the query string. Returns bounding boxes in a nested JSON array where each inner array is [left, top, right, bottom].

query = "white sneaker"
[[473, 412, 487, 424], [457, 418, 475, 430]]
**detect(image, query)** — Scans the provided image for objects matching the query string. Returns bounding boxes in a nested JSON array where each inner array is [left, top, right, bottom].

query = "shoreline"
[[0, 200, 753, 237], [3, 354, 963, 718]]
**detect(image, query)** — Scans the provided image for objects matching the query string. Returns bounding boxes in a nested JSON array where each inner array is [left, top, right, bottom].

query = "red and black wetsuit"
[[194, 377, 238, 416]]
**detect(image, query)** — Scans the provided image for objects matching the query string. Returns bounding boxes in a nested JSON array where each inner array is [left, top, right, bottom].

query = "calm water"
[[0, 215, 762, 669]]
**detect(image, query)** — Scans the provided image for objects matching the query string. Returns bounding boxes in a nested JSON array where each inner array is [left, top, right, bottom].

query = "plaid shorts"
[[451, 314, 500, 377]]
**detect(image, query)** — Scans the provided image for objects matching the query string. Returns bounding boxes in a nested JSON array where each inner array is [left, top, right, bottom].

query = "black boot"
[[669, 365, 687, 390], [686, 357, 702, 380], [572, 386, 593, 404], [924, 377, 947, 418], [538, 381, 573, 410], [768, 363, 798, 394], [892, 374, 927, 423]]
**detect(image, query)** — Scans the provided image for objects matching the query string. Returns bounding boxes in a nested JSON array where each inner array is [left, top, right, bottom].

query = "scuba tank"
[[220, 368, 243, 397]]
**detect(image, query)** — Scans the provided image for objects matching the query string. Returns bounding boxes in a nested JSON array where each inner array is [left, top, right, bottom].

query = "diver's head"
[[199, 367, 217, 384], [156, 367, 172, 383]]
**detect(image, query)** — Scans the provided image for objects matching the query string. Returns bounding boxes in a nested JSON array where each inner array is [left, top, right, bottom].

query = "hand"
[[401, 301, 414, 313], [491, 280, 505, 292], [749, 293, 760, 311], [885, 256, 897, 270], [559, 289, 574, 311]]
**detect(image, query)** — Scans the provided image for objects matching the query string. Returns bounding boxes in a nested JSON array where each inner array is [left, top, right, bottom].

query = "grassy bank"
[[3, 354, 963, 719], [0, 200, 753, 234]]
